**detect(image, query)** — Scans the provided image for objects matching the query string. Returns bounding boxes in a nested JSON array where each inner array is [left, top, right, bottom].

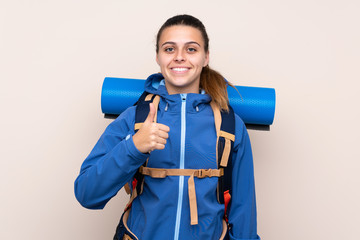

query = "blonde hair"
[[200, 66, 233, 112]]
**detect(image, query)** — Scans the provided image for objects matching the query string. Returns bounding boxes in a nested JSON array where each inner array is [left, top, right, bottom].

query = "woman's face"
[[156, 25, 209, 95]]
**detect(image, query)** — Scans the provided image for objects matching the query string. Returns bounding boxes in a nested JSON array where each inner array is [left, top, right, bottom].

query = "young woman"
[[75, 14, 260, 240]]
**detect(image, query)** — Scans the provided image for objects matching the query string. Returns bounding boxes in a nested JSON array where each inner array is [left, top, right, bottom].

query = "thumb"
[[145, 102, 156, 123]]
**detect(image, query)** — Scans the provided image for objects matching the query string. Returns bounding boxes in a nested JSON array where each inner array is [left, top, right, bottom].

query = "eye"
[[164, 47, 174, 52], [187, 47, 197, 52]]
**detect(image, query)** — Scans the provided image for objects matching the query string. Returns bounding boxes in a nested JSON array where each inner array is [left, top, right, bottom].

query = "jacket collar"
[[144, 73, 211, 111]]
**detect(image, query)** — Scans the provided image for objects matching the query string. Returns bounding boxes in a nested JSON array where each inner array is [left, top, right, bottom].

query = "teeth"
[[172, 68, 188, 72]]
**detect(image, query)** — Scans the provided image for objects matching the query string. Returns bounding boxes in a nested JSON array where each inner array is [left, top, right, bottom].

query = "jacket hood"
[[144, 73, 166, 95], [144, 73, 212, 110]]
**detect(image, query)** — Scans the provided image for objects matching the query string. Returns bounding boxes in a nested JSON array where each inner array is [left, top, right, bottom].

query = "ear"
[[203, 51, 210, 67], [156, 54, 160, 65]]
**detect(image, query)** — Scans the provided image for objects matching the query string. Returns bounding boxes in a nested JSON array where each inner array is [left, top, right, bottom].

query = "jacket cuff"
[[125, 134, 149, 163]]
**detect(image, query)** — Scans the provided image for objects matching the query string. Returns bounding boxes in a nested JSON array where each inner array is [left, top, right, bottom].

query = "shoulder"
[[233, 113, 250, 150], [234, 113, 246, 133], [104, 106, 137, 136]]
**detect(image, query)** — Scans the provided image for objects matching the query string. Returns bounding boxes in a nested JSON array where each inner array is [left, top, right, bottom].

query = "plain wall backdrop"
[[1, 0, 359, 239]]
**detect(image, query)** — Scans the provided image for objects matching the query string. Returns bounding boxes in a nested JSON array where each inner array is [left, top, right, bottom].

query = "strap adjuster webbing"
[[139, 166, 224, 178], [139, 166, 224, 225]]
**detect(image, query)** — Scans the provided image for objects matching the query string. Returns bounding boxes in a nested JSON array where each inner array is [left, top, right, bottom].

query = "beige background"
[[1, 0, 359, 239]]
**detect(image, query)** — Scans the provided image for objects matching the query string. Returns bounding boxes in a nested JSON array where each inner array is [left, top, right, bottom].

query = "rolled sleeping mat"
[[101, 77, 276, 127]]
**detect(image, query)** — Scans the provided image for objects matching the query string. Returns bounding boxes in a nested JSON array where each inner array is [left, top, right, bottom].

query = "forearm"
[[74, 135, 148, 209]]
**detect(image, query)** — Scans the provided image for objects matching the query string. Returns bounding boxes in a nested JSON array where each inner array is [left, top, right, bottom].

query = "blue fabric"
[[101, 74, 275, 125], [75, 73, 260, 240]]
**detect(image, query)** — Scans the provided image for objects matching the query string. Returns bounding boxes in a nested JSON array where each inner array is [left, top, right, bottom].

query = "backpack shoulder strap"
[[123, 92, 160, 204], [134, 92, 160, 132], [219, 105, 235, 204], [133, 92, 160, 195], [210, 102, 235, 204]]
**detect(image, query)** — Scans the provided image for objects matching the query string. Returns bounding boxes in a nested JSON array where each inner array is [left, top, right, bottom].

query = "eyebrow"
[[161, 41, 201, 47]]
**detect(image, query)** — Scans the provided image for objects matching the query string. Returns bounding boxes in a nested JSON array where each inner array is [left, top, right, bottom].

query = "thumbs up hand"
[[133, 103, 170, 153]]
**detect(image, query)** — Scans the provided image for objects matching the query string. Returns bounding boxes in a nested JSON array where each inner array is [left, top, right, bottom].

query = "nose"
[[174, 50, 185, 62]]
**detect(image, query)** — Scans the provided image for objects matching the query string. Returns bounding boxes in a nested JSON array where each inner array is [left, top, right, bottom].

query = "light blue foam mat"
[[101, 77, 276, 126]]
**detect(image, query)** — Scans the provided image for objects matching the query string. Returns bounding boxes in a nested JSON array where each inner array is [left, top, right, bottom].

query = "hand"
[[133, 103, 170, 153]]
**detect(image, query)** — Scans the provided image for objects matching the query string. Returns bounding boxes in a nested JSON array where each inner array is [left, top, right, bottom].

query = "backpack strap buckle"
[[196, 169, 224, 178], [198, 169, 211, 178]]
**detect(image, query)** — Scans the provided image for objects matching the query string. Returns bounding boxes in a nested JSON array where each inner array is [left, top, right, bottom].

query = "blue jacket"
[[74, 73, 260, 240]]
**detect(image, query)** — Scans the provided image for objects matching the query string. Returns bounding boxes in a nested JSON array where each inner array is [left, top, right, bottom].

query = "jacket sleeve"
[[74, 106, 149, 209], [228, 115, 261, 240]]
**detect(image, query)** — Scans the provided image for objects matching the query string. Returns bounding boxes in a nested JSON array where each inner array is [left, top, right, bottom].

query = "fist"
[[133, 103, 170, 153]]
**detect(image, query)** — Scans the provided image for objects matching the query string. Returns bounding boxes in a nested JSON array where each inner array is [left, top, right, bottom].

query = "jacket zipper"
[[174, 94, 187, 240]]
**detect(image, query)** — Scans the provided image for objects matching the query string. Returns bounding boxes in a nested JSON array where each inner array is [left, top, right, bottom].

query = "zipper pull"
[[180, 93, 187, 101]]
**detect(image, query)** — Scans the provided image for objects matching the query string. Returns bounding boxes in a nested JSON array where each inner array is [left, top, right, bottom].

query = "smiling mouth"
[[171, 67, 190, 73]]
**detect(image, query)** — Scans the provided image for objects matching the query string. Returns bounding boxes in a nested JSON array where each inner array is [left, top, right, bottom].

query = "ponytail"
[[200, 66, 233, 112]]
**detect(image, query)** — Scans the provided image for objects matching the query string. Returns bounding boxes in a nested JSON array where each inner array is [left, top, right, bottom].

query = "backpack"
[[114, 91, 235, 240]]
